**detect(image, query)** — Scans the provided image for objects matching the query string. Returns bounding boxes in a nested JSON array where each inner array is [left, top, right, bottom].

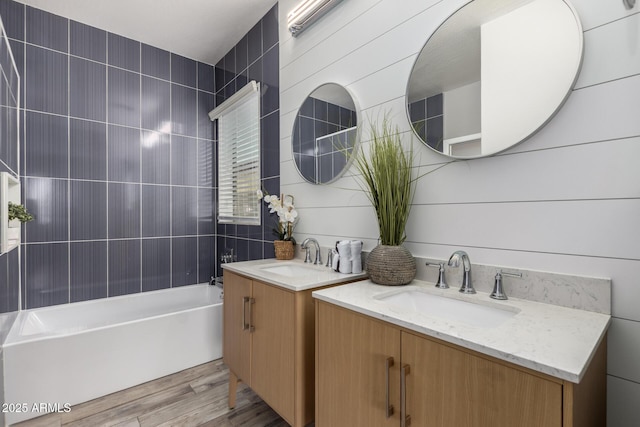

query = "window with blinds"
[[210, 81, 261, 225]]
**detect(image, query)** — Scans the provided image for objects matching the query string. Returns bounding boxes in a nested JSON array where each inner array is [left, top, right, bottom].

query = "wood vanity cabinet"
[[224, 270, 356, 427], [316, 301, 606, 427]]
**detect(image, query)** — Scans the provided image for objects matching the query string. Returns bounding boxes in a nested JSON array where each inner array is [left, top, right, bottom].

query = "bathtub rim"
[[4, 283, 222, 347]]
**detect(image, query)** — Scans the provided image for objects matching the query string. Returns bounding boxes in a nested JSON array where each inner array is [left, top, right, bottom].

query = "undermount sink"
[[376, 290, 519, 328], [260, 263, 321, 277]]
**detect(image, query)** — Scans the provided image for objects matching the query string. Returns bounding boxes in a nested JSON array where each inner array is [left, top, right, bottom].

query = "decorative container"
[[274, 240, 295, 260], [366, 244, 416, 286]]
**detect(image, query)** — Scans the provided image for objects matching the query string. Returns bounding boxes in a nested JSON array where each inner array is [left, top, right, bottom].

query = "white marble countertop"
[[312, 279, 611, 383], [221, 258, 367, 291]]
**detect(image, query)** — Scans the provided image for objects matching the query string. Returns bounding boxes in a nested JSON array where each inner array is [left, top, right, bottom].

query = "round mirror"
[[407, 0, 583, 158], [292, 83, 358, 184]]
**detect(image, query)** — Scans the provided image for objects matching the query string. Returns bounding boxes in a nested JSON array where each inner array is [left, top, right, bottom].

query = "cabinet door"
[[251, 281, 295, 422], [316, 302, 400, 427], [401, 331, 562, 427], [222, 272, 252, 384]]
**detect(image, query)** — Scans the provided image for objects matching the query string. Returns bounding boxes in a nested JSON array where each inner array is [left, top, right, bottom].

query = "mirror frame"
[[291, 82, 361, 184], [405, 0, 584, 159]]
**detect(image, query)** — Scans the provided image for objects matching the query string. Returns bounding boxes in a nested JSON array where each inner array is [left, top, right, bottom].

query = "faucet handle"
[[325, 248, 335, 267], [425, 262, 449, 289], [490, 269, 522, 300], [302, 245, 312, 263]]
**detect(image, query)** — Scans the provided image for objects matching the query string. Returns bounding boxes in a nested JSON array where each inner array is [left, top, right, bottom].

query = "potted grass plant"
[[353, 117, 417, 285]]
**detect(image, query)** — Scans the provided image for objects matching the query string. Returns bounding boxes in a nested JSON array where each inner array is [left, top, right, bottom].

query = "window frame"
[[209, 81, 261, 226]]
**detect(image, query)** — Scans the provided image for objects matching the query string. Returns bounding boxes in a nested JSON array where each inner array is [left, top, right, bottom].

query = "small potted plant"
[[258, 190, 298, 260], [351, 117, 418, 285], [7, 202, 33, 244]]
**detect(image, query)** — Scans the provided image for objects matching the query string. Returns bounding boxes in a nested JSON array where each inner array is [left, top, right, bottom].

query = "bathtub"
[[3, 283, 223, 425]]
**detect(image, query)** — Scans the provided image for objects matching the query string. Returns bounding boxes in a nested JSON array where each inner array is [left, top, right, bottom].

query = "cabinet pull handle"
[[242, 296, 250, 330], [386, 357, 395, 418], [248, 297, 255, 332], [401, 364, 411, 427]]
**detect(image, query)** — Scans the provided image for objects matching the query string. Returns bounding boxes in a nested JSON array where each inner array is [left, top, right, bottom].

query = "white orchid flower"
[[283, 210, 298, 223], [257, 189, 263, 199]]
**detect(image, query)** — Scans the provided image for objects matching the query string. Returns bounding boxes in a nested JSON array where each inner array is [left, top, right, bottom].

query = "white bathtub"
[[3, 283, 223, 425]]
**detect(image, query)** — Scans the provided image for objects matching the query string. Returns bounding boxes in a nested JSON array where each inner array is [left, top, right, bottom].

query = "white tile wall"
[[278, 0, 640, 424]]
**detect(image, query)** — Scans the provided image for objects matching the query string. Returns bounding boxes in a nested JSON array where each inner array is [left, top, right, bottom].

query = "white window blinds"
[[211, 81, 261, 225]]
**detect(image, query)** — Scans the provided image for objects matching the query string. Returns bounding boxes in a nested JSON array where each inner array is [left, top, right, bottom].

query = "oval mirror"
[[292, 83, 358, 184], [407, 0, 583, 158]]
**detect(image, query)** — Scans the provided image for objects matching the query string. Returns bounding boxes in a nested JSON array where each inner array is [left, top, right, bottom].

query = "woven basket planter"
[[274, 240, 295, 260], [366, 244, 416, 286]]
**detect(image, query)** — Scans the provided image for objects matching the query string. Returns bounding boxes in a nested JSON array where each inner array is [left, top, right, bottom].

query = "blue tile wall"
[[172, 237, 198, 287], [171, 84, 197, 137], [107, 124, 140, 183], [107, 67, 141, 128], [141, 130, 170, 184], [70, 180, 107, 240], [171, 135, 198, 186], [7, 248, 19, 311], [0, 1, 279, 307], [70, 241, 108, 302], [24, 111, 68, 177], [142, 238, 171, 292], [108, 33, 140, 72], [141, 44, 169, 80], [70, 21, 106, 63], [25, 45, 68, 115], [2, 0, 220, 308], [108, 239, 141, 297], [141, 185, 170, 237], [171, 53, 197, 88], [70, 56, 107, 121], [409, 93, 443, 150], [107, 182, 140, 239], [0, 252, 10, 313], [69, 119, 107, 180], [215, 4, 280, 275], [25, 6, 67, 52], [0, 0, 24, 41], [141, 76, 170, 132], [25, 242, 69, 307]]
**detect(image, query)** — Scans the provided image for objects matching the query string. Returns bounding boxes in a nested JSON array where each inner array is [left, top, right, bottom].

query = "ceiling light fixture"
[[287, 0, 343, 37]]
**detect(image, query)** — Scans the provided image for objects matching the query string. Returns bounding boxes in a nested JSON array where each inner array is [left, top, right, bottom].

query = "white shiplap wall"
[[278, 0, 640, 425]]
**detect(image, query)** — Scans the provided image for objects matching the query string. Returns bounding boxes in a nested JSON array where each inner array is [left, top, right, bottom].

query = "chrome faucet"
[[448, 250, 475, 294], [301, 238, 322, 265]]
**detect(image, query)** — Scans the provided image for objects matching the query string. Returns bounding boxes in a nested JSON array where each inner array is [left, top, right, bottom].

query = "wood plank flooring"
[[13, 360, 290, 427]]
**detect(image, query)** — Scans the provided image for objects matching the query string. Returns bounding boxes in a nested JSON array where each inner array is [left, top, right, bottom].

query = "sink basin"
[[260, 263, 321, 277], [377, 290, 518, 328]]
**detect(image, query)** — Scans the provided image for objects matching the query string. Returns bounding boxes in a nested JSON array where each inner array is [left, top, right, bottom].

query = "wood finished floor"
[[13, 359, 290, 427]]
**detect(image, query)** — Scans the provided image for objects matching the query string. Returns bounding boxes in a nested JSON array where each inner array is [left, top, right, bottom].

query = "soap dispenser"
[[491, 269, 522, 300]]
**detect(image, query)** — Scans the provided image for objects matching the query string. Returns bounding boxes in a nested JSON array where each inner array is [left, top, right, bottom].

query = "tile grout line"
[[139, 40, 143, 294], [67, 17, 71, 304]]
